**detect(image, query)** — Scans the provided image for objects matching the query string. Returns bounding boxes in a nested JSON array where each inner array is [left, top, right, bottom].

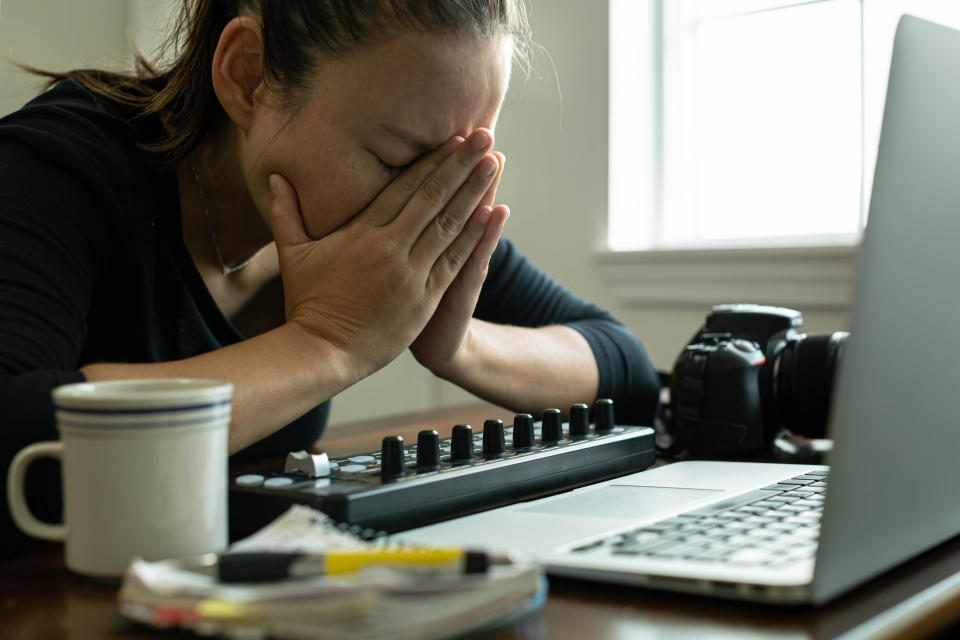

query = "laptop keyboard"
[[572, 470, 828, 569]]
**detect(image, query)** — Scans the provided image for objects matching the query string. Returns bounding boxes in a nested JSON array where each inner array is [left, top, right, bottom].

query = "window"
[[609, 0, 960, 251]]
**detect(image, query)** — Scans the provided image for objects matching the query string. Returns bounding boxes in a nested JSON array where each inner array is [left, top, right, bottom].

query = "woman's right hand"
[[266, 129, 500, 384]]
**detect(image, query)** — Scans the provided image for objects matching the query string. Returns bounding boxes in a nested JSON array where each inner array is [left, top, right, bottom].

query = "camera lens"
[[773, 331, 849, 438]]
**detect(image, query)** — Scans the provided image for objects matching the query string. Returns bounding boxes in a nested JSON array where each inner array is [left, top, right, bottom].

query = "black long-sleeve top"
[[0, 80, 659, 556]]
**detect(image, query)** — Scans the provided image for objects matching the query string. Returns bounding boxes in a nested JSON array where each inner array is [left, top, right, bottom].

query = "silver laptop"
[[400, 15, 960, 605]]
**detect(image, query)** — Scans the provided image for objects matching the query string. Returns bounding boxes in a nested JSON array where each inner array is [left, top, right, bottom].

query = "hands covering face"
[[266, 129, 507, 382]]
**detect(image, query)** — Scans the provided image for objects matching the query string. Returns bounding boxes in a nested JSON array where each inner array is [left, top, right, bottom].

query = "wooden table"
[[5, 402, 960, 640]]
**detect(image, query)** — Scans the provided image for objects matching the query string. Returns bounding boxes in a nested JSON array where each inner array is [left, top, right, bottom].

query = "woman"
[[0, 1, 659, 553]]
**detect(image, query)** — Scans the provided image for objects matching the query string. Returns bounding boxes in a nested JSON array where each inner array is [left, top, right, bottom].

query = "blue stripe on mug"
[[54, 399, 232, 415]]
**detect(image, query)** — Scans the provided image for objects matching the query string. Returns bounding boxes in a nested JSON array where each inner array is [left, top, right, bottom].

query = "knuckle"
[[434, 209, 462, 237], [443, 245, 469, 273], [427, 148, 446, 167], [424, 270, 444, 295], [419, 176, 447, 205], [396, 171, 421, 194], [455, 149, 475, 169], [377, 233, 403, 258]]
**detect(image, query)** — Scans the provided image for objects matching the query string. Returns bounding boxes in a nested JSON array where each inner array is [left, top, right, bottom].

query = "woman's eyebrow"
[[377, 123, 446, 154]]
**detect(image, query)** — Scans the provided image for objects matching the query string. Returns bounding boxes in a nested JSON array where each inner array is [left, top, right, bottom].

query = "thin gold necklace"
[[190, 165, 257, 276]]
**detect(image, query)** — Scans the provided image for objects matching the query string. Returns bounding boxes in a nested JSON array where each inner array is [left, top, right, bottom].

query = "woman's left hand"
[[409, 152, 508, 377]]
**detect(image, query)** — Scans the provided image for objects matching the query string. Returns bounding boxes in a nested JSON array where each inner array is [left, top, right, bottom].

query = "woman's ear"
[[211, 16, 267, 132]]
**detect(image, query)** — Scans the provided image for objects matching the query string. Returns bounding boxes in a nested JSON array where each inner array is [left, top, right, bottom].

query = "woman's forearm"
[[80, 323, 355, 453], [436, 319, 600, 415]]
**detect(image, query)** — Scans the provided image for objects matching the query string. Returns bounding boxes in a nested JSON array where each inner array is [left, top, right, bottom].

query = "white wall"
[[0, 0, 851, 425], [0, 1, 130, 116]]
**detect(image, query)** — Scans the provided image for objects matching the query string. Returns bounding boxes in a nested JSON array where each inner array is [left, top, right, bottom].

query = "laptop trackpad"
[[519, 485, 721, 519]]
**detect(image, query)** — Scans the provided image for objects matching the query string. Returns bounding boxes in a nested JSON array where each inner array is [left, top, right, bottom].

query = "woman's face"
[[242, 31, 512, 240]]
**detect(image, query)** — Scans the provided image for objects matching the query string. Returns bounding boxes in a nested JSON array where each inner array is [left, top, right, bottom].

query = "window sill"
[[594, 244, 859, 310]]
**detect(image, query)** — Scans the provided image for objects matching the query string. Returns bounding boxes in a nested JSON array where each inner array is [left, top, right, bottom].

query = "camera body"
[[669, 304, 847, 456]]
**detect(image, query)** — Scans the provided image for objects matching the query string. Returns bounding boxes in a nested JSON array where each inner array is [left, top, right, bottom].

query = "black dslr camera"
[[667, 304, 849, 456]]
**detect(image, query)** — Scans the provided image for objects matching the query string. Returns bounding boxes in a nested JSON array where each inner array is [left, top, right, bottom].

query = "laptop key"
[[724, 533, 754, 546], [615, 537, 687, 556], [700, 528, 731, 541], [726, 547, 774, 565], [648, 543, 703, 559], [685, 490, 782, 517], [641, 522, 683, 533], [765, 509, 796, 519], [712, 513, 739, 522], [691, 547, 733, 561], [610, 528, 672, 548], [752, 500, 783, 509], [679, 533, 711, 545], [614, 532, 692, 554], [733, 506, 765, 516], [613, 541, 668, 555]]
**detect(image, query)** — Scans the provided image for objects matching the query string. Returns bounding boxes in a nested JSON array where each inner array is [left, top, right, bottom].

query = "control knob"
[[416, 429, 440, 469], [380, 435, 406, 479], [512, 414, 534, 449], [570, 403, 590, 438], [451, 424, 475, 463], [483, 419, 506, 457], [595, 398, 615, 433], [541, 408, 563, 444]]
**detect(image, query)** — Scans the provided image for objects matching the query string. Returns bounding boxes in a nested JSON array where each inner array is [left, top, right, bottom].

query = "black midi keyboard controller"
[[229, 399, 655, 535]]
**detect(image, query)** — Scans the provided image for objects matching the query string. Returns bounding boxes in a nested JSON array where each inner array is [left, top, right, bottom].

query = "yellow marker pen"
[[216, 548, 514, 583]]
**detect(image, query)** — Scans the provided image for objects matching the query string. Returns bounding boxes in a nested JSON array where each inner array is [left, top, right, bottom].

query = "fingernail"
[[478, 156, 497, 177], [477, 206, 492, 224], [471, 130, 491, 150], [269, 174, 280, 194], [443, 136, 465, 153]]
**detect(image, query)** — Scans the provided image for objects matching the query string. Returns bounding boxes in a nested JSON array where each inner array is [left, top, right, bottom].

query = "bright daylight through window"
[[608, 0, 960, 251]]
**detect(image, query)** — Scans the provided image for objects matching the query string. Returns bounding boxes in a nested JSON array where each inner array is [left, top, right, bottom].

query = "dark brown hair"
[[33, 0, 530, 169]]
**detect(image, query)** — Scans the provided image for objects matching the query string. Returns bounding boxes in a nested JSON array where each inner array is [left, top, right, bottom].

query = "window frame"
[[602, 0, 862, 310]]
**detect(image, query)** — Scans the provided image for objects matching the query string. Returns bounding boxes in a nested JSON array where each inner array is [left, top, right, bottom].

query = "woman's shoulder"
[[0, 79, 146, 182]]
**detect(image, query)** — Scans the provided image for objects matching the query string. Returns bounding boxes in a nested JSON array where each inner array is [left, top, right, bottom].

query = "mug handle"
[[7, 441, 67, 541]]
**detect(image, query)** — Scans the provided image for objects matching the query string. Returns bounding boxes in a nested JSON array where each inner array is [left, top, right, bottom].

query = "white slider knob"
[[283, 450, 331, 478]]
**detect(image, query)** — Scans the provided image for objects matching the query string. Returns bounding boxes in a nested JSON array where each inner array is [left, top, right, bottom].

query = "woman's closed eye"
[[372, 151, 414, 174]]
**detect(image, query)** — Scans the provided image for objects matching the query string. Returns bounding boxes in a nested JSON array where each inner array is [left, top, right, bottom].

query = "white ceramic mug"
[[7, 379, 233, 578]]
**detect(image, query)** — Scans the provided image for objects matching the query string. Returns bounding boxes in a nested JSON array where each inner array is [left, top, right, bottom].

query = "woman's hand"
[[266, 130, 501, 384], [409, 152, 509, 377]]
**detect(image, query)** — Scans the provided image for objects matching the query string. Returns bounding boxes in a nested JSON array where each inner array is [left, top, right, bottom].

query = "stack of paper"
[[118, 506, 546, 640]]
